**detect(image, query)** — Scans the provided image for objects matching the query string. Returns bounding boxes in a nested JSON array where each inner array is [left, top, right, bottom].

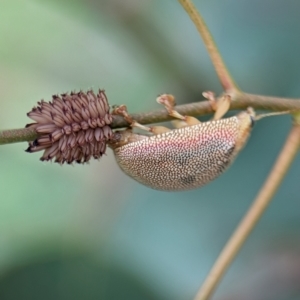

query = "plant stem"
[[194, 122, 300, 300], [178, 0, 239, 92], [233, 93, 300, 111], [0, 127, 38, 145], [1, 92, 300, 146]]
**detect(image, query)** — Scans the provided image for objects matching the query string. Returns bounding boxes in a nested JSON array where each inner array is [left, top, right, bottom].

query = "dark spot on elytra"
[[181, 175, 196, 185]]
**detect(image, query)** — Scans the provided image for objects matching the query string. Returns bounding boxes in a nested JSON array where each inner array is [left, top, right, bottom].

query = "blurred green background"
[[1, 0, 300, 299]]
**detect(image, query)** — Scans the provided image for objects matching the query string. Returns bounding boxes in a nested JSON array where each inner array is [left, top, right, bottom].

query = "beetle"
[[108, 93, 257, 191]]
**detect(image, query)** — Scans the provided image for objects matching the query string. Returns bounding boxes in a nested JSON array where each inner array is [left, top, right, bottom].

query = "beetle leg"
[[112, 105, 171, 135], [203, 91, 231, 120], [156, 94, 200, 128]]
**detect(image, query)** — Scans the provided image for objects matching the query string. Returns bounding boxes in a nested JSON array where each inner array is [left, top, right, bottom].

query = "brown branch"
[[0, 127, 38, 145], [1, 92, 300, 146], [194, 121, 300, 300], [232, 93, 300, 111], [178, 0, 239, 92]]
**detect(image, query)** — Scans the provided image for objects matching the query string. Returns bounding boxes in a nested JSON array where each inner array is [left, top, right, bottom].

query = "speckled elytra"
[[108, 93, 283, 191]]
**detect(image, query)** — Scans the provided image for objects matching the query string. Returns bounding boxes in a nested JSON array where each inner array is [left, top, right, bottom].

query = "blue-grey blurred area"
[[0, 0, 300, 299]]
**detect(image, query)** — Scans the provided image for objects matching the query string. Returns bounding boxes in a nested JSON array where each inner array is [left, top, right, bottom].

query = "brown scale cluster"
[[26, 90, 113, 164]]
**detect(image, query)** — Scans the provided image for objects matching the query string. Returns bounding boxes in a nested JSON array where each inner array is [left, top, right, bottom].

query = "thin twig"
[[233, 92, 300, 111], [178, 0, 239, 92], [1, 92, 300, 145], [194, 122, 300, 300], [0, 127, 38, 145]]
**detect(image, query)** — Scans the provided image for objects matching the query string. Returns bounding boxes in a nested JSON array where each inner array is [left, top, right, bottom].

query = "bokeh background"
[[1, 0, 300, 299]]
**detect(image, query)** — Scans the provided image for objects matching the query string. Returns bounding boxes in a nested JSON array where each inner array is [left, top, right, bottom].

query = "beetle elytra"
[[108, 93, 261, 191]]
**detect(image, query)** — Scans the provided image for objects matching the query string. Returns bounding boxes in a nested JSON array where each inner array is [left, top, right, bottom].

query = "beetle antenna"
[[255, 110, 291, 121]]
